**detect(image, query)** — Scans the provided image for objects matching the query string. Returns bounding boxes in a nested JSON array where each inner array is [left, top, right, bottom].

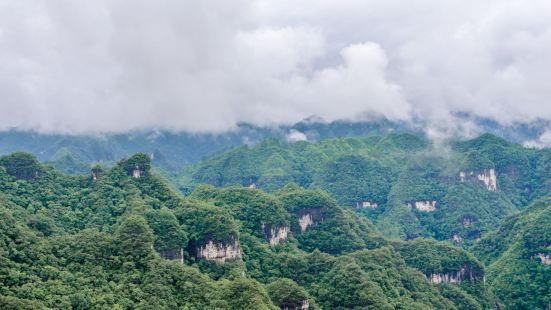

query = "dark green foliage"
[[122, 153, 151, 177], [187, 134, 419, 193], [0, 295, 47, 310], [203, 187, 291, 238], [266, 278, 315, 309], [472, 198, 551, 309], [174, 200, 239, 244], [0, 151, 526, 309], [183, 132, 551, 247], [0, 152, 42, 180], [115, 215, 155, 263], [459, 151, 494, 171], [394, 239, 484, 278], [317, 258, 394, 309], [145, 208, 188, 252], [277, 186, 384, 254], [313, 155, 395, 206], [217, 278, 278, 310]]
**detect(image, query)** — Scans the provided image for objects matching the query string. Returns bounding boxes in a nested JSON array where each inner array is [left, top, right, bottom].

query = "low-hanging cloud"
[[1, 0, 551, 134]]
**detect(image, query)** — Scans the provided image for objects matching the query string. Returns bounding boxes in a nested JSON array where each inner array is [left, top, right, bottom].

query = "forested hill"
[[0, 115, 547, 175], [473, 198, 551, 309], [0, 152, 502, 309], [181, 133, 551, 246], [0, 119, 406, 175]]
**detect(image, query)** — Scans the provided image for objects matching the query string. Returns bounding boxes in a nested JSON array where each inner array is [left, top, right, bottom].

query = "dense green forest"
[[473, 198, 551, 309], [0, 115, 546, 175], [0, 119, 407, 175], [0, 151, 508, 309], [1, 131, 550, 309], [181, 133, 551, 247]]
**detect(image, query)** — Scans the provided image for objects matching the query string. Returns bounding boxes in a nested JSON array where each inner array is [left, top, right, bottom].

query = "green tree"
[[115, 215, 154, 263]]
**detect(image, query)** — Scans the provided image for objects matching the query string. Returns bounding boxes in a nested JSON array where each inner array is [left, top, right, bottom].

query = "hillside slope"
[[472, 198, 551, 309], [181, 133, 551, 245], [0, 152, 498, 309]]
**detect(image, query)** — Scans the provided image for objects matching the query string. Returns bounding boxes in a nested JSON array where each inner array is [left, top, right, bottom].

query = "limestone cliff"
[[196, 238, 242, 263], [462, 217, 474, 227], [459, 169, 497, 191], [535, 253, 551, 265], [356, 201, 378, 209], [426, 265, 484, 284], [299, 214, 314, 232], [282, 300, 310, 310], [295, 208, 324, 232], [452, 234, 463, 244], [406, 201, 437, 212], [132, 165, 142, 178], [263, 224, 289, 246]]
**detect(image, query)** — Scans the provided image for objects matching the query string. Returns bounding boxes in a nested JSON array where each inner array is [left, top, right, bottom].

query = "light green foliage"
[[312, 154, 396, 207], [473, 198, 551, 309], [0, 152, 42, 180], [145, 208, 187, 252], [115, 215, 155, 264], [217, 278, 278, 310], [123, 153, 151, 177], [266, 278, 316, 310], [183, 132, 551, 247], [0, 151, 526, 309]]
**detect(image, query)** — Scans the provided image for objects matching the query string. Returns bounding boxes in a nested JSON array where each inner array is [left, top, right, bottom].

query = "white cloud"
[[524, 129, 551, 148], [286, 129, 308, 142], [0, 0, 550, 134]]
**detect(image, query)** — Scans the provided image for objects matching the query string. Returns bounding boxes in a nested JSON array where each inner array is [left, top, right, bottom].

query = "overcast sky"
[[1, 0, 550, 134]]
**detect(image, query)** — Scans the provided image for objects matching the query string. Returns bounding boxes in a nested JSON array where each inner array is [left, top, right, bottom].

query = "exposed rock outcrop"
[[452, 234, 463, 244], [132, 165, 142, 178], [406, 201, 437, 212], [477, 169, 497, 191], [160, 247, 184, 264], [426, 266, 483, 284], [462, 217, 474, 227], [299, 214, 314, 232], [91, 166, 103, 181], [265, 226, 289, 246], [282, 300, 309, 310], [243, 177, 258, 188], [294, 208, 323, 233], [356, 201, 378, 209], [459, 169, 497, 191], [535, 253, 551, 265], [196, 239, 242, 263]]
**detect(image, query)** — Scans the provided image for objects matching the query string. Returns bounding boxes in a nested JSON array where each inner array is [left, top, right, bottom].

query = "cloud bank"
[[1, 0, 550, 134]]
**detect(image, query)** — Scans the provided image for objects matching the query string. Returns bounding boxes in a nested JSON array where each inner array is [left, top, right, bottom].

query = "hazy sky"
[[1, 0, 550, 134]]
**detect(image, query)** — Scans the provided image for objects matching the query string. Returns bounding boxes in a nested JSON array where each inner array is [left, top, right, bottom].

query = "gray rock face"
[[426, 265, 484, 284], [295, 208, 323, 233], [132, 166, 142, 178], [196, 238, 242, 263], [267, 226, 289, 246], [281, 300, 310, 310], [459, 169, 497, 191], [356, 201, 378, 209], [535, 253, 551, 265], [406, 200, 437, 212]]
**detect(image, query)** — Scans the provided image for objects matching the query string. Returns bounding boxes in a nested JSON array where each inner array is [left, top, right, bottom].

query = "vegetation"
[[0, 152, 500, 309], [181, 133, 551, 249], [472, 198, 551, 309]]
